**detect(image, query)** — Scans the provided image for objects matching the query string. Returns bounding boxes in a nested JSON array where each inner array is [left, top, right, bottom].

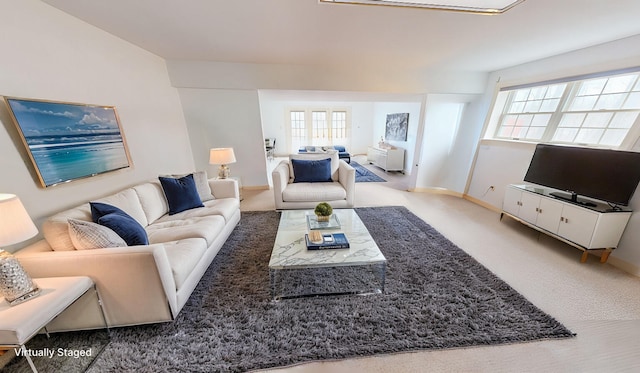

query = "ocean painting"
[[5, 98, 131, 187]]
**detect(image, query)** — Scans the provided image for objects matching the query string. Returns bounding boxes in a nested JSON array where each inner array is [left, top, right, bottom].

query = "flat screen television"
[[523, 144, 640, 207]]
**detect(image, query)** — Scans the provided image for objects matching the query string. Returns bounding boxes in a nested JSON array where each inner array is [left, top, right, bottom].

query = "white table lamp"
[[0, 194, 40, 305], [209, 148, 237, 179]]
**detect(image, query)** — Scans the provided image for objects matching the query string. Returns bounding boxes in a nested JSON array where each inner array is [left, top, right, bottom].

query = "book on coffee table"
[[305, 232, 350, 250]]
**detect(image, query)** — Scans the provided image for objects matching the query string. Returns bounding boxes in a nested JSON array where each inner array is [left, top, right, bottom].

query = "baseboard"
[[242, 185, 270, 191], [410, 187, 463, 198], [410, 188, 502, 214], [463, 194, 502, 213], [607, 256, 640, 277]]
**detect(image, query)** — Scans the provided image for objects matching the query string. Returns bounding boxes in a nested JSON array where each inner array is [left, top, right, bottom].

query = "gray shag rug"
[[9, 207, 574, 373]]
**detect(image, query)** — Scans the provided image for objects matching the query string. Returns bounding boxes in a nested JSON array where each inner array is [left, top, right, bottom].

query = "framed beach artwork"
[[4, 97, 131, 187], [385, 113, 409, 141]]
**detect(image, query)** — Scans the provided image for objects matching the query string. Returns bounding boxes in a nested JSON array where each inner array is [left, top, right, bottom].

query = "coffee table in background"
[[269, 209, 387, 300]]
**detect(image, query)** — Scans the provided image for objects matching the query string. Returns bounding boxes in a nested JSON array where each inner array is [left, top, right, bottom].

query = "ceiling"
[[42, 0, 640, 73]]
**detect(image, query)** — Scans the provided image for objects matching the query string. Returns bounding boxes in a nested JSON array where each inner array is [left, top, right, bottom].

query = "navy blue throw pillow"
[[291, 158, 332, 183], [89, 202, 149, 246], [159, 174, 204, 215], [90, 202, 125, 221]]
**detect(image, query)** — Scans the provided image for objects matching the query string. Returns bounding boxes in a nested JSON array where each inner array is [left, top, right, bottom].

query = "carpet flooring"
[[6, 207, 574, 373], [351, 161, 386, 182]]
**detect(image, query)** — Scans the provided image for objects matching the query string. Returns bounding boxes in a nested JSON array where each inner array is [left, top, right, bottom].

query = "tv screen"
[[524, 144, 640, 206]]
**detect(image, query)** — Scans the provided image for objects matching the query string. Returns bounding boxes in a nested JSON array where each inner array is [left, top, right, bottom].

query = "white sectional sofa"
[[15, 175, 240, 330], [272, 150, 355, 209]]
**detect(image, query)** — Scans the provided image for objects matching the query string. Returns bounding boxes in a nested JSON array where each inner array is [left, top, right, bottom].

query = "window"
[[491, 70, 640, 148], [286, 108, 350, 152], [290, 111, 306, 152], [332, 111, 347, 140], [312, 111, 328, 143]]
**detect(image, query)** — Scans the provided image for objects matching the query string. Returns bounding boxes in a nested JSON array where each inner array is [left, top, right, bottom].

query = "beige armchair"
[[272, 151, 355, 210]]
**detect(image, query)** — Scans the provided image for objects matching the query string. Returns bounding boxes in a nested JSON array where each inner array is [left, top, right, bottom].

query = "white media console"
[[501, 184, 632, 263], [367, 146, 404, 172]]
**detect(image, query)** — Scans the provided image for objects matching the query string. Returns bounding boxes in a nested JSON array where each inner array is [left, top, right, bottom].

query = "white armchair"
[[272, 151, 355, 210]]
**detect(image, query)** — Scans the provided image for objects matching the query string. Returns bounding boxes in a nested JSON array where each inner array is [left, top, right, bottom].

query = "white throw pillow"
[[68, 219, 127, 250], [191, 171, 214, 202]]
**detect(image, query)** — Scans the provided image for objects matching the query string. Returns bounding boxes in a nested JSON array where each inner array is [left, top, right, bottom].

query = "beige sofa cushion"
[[95, 188, 148, 227], [164, 238, 208, 290], [289, 150, 339, 181], [154, 198, 240, 224], [43, 206, 93, 251], [282, 182, 347, 202], [43, 188, 147, 251], [146, 215, 225, 247], [134, 182, 169, 224]]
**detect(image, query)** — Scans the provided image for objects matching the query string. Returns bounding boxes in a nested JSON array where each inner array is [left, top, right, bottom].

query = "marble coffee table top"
[[268, 209, 386, 270]]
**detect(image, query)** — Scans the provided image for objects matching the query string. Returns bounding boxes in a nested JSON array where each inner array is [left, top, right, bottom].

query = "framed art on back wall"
[[385, 112, 409, 141], [3, 97, 132, 187]]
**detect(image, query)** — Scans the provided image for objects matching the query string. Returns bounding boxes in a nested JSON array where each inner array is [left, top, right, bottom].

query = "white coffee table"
[[269, 209, 387, 300]]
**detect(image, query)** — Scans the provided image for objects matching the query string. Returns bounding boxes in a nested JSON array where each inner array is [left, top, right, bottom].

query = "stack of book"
[[305, 231, 350, 250]]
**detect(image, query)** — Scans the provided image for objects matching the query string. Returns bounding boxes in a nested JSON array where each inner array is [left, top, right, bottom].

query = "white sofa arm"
[[209, 178, 239, 199], [338, 160, 356, 207], [272, 161, 290, 210], [15, 242, 177, 328]]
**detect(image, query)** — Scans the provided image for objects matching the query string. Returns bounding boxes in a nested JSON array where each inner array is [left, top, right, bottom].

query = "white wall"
[[413, 94, 484, 193], [167, 60, 488, 188], [0, 0, 193, 250], [416, 101, 465, 190], [178, 88, 268, 187], [372, 102, 422, 173], [466, 34, 640, 274], [167, 60, 487, 94]]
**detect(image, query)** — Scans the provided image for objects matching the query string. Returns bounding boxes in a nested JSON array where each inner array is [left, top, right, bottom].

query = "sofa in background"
[[298, 145, 351, 163], [15, 172, 240, 330], [272, 150, 355, 210]]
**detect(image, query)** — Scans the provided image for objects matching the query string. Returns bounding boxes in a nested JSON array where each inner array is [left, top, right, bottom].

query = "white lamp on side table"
[[209, 147, 237, 179], [0, 194, 40, 306]]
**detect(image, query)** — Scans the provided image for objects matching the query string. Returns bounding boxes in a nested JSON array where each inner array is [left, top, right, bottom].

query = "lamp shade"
[[0, 194, 38, 247], [209, 148, 237, 165]]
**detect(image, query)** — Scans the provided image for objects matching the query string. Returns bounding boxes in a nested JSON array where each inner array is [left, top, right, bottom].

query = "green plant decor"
[[314, 202, 333, 221]]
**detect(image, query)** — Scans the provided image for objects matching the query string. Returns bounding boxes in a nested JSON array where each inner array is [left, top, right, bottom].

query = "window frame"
[[488, 68, 640, 149], [286, 107, 351, 152]]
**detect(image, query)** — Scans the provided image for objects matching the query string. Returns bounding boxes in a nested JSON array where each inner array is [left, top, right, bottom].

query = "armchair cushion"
[[291, 158, 332, 183], [282, 183, 347, 202]]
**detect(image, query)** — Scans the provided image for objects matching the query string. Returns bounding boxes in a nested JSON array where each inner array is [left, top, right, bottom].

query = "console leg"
[[580, 251, 589, 263], [600, 249, 612, 263]]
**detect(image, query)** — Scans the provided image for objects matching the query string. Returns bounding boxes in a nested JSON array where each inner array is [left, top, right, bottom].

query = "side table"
[[0, 276, 107, 373], [216, 176, 243, 201]]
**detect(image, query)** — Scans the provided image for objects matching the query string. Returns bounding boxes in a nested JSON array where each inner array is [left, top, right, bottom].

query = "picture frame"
[[4, 97, 132, 187], [385, 113, 409, 141]]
